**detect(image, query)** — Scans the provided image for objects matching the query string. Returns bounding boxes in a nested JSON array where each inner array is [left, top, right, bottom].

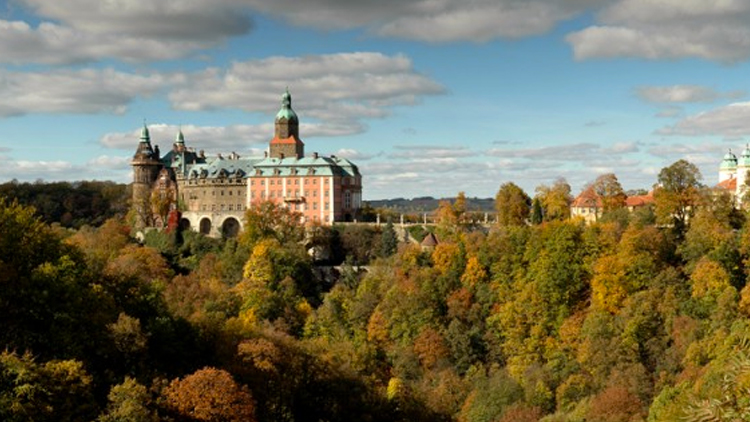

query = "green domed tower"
[[131, 124, 162, 229], [269, 88, 304, 159]]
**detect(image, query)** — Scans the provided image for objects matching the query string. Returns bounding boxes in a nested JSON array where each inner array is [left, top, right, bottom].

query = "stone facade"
[[131, 90, 362, 236]]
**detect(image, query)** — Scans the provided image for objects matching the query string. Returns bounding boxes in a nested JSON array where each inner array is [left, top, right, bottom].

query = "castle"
[[131, 90, 363, 237], [717, 147, 750, 204]]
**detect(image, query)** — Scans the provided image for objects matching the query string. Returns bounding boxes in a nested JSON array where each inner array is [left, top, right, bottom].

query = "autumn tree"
[[495, 182, 531, 226], [98, 377, 158, 422], [163, 367, 256, 422], [535, 178, 572, 222], [0, 351, 96, 422], [241, 200, 304, 248], [654, 159, 704, 233], [592, 173, 626, 215]]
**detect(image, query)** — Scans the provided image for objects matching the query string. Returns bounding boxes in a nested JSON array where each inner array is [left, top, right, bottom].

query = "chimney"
[[280, 153, 285, 159], [264, 151, 268, 158], [313, 152, 319, 159]]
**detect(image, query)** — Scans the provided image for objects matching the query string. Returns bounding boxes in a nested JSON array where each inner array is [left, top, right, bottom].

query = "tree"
[[163, 367, 256, 422], [654, 159, 704, 233], [240, 200, 304, 248], [98, 377, 158, 422], [535, 178, 572, 222], [0, 351, 96, 422], [592, 173, 626, 215], [380, 220, 399, 258], [495, 182, 531, 226], [530, 197, 543, 225]]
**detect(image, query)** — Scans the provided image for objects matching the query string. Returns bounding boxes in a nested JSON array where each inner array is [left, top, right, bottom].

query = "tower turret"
[[719, 148, 738, 183], [131, 123, 162, 229], [174, 128, 186, 153], [270, 88, 304, 159]]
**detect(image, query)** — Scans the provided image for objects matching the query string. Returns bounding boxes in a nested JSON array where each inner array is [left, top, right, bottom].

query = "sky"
[[1, 0, 750, 200]]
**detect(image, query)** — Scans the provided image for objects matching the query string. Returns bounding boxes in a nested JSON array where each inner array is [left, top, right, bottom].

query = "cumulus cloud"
[[0, 68, 170, 116], [21, 0, 251, 40], [101, 123, 273, 152], [245, 0, 603, 42], [636, 85, 745, 104], [567, 0, 750, 62], [0, 20, 220, 65], [656, 102, 750, 138], [168, 52, 444, 136], [0, 0, 253, 63]]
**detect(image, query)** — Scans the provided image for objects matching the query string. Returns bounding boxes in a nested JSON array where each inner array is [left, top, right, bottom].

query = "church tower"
[[131, 124, 162, 229], [269, 88, 304, 159]]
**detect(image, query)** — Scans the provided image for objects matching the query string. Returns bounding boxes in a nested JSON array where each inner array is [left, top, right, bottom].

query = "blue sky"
[[2, 0, 750, 200]]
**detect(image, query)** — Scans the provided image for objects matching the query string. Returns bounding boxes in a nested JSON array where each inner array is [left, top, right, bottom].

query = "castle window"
[[228, 204, 233, 211], [237, 204, 241, 210], [325, 202, 329, 210], [313, 179, 317, 184], [324, 190, 328, 197], [305, 179, 308, 185], [270, 180, 275, 185], [221, 190, 224, 196], [260, 180, 265, 185], [229, 190, 232, 196], [221, 204, 225, 211], [313, 203, 317, 210], [202, 205, 206, 211], [295, 179, 299, 185], [212, 204, 216, 211]]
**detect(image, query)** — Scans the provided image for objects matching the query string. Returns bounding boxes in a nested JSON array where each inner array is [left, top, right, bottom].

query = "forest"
[[2, 159, 750, 422]]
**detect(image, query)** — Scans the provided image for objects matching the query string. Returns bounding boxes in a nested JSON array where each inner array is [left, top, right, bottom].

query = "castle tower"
[[269, 88, 304, 159], [174, 128, 186, 153], [131, 124, 162, 229], [720, 149, 738, 183], [737, 145, 750, 200]]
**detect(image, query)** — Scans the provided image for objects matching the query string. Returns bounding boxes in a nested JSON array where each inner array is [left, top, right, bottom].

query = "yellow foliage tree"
[[691, 257, 732, 299]]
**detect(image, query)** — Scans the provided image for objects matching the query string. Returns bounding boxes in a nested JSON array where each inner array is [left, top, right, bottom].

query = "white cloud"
[[656, 102, 750, 138], [0, 0, 253, 64], [244, 0, 603, 42], [0, 68, 170, 116], [168, 52, 444, 136], [101, 123, 273, 152], [567, 0, 750, 62], [636, 85, 744, 104], [0, 20, 220, 65], [21, 0, 252, 40]]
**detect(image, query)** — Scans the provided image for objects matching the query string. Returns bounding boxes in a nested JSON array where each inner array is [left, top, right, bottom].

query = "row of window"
[[188, 179, 244, 185], [251, 178, 328, 186], [250, 190, 329, 198], [200, 204, 245, 212]]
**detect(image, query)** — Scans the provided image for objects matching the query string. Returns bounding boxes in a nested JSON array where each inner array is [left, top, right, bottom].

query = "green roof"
[[275, 88, 298, 122]]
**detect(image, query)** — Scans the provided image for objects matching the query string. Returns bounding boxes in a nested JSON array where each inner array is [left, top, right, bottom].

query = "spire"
[[175, 128, 185, 145], [140, 122, 150, 143]]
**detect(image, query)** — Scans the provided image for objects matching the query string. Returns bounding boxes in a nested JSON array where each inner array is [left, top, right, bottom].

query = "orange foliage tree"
[[163, 367, 256, 422]]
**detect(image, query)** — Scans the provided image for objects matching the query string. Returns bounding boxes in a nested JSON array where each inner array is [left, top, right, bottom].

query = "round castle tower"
[[131, 124, 162, 229]]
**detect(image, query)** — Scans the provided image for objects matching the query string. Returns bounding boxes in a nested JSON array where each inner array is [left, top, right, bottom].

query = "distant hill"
[[366, 196, 495, 214]]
